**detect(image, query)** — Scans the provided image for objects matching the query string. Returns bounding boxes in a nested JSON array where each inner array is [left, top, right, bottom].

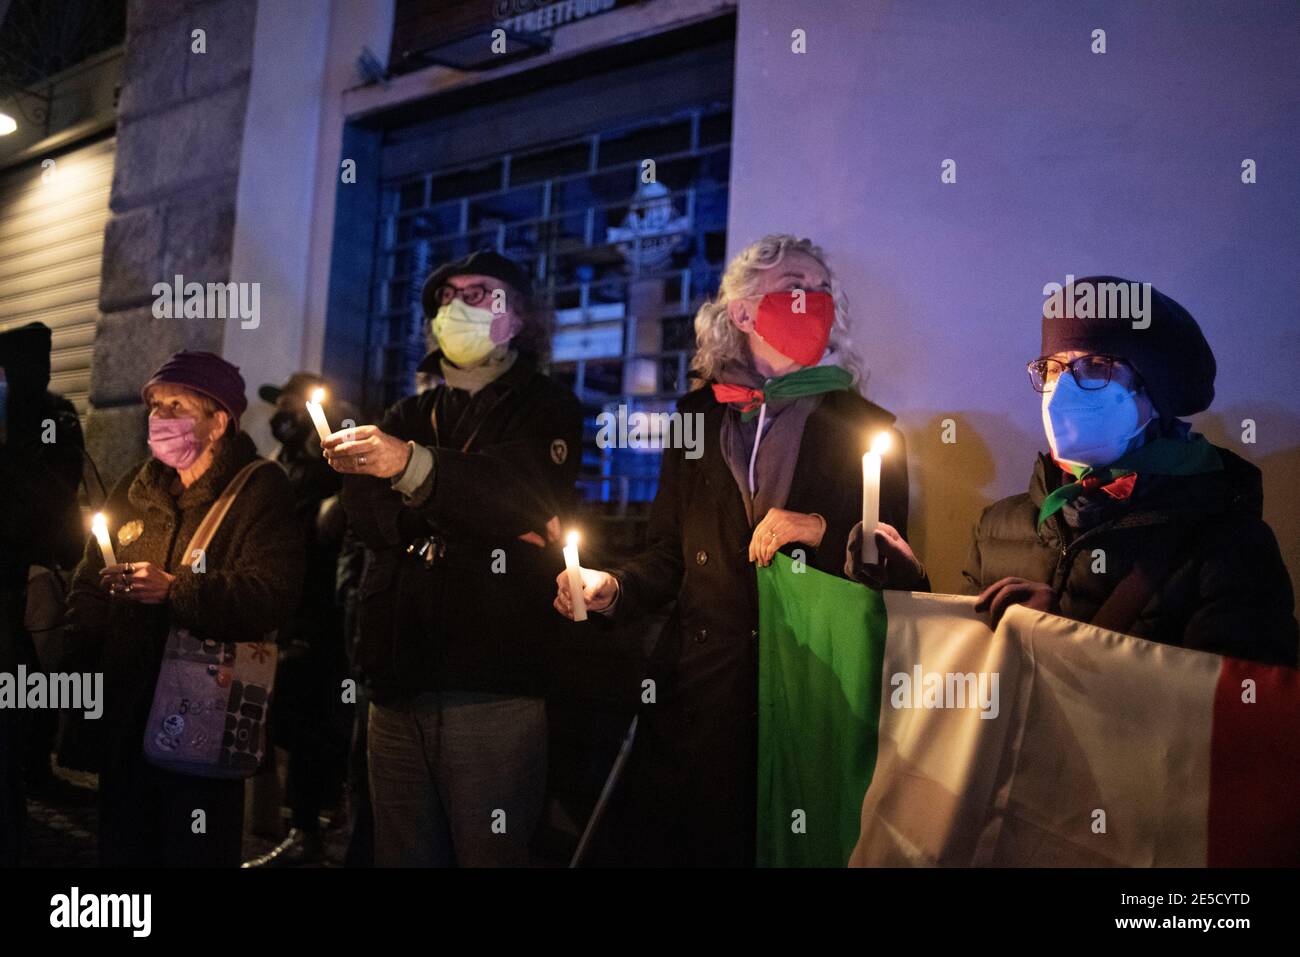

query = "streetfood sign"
[[493, 0, 640, 33]]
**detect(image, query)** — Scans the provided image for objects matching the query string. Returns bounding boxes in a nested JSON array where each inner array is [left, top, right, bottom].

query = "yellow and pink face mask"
[[430, 299, 516, 367]]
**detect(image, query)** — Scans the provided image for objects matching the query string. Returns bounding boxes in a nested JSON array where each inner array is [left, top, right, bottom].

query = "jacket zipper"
[[1048, 511, 1176, 595]]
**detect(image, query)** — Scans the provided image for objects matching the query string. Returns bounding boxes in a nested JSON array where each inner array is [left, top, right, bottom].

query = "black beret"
[[1041, 276, 1216, 418]]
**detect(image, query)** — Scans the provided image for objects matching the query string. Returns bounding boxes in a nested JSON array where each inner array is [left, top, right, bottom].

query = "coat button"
[[696, 550, 708, 565], [695, 628, 708, 644]]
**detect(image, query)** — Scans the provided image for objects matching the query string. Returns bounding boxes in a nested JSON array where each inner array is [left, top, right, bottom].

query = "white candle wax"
[[92, 513, 117, 567], [861, 453, 881, 565], [563, 531, 588, 622], [861, 432, 891, 565], [305, 388, 332, 443]]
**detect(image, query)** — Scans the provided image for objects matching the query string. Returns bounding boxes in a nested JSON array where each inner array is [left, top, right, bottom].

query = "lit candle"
[[563, 530, 588, 622], [91, 512, 117, 567], [305, 387, 332, 443], [861, 432, 892, 565]]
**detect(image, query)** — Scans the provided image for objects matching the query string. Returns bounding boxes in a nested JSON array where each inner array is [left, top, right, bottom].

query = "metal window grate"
[[368, 103, 731, 517]]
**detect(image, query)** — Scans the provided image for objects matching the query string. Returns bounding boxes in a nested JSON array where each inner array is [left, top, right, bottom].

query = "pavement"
[[21, 762, 350, 867]]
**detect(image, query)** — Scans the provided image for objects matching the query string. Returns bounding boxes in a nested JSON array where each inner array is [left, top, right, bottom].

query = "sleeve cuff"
[[391, 442, 433, 497], [593, 573, 624, 618]]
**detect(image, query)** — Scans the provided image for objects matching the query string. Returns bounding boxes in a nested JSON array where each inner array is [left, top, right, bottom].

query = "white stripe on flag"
[[853, 595, 1220, 866]]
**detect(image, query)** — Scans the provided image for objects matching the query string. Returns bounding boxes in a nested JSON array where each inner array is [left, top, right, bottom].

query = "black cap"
[[420, 250, 534, 318], [1041, 276, 1216, 419], [259, 371, 326, 404]]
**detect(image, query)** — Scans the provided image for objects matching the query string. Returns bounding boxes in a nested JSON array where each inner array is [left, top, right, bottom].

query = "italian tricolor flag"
[[755, 553, 1300, 867]]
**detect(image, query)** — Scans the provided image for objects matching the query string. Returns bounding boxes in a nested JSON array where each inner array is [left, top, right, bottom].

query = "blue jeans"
[[368, 691, 547, 867]]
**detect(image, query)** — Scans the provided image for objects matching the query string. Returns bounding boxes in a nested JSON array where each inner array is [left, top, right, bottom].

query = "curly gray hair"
[[691, 234, 861, 384]]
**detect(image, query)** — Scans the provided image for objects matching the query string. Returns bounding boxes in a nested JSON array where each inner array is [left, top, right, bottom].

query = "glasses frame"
[[431, 282, 494, 308], [1026, 353, 1141, 394]]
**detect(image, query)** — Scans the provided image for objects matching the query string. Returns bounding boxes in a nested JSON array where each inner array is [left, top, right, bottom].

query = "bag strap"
[[182, 459, 274, 566]]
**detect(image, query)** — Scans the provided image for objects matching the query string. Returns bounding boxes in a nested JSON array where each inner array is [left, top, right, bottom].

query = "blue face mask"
[[1041, 372, 1152, 468]]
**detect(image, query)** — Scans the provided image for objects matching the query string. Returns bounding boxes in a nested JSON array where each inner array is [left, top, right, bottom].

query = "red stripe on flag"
[[1207, 658, 1300, 866]]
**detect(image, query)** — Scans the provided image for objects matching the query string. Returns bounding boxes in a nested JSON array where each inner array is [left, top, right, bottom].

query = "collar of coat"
[[419, 347, 538, 395], [1028, 442, 1265, 525], [128, 430, 260, 517]]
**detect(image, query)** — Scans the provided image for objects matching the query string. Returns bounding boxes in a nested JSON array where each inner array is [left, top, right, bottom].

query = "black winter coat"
[[275, 444, 344, 649], [0, 390, 84, 584], [604, 385, 910, 866], [63, 431, 304, 771], [342, 353, 582, 701], [961, 448, 1298, 667]]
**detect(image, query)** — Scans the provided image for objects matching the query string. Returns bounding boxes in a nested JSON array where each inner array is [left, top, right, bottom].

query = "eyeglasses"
[[431, 283, 494, 308], [1026, 354, 1141, 393]]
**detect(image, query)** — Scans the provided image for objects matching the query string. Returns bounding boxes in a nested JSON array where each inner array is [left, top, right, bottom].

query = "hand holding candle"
[[305, 387, 332, 443], [91, 512, 116, 567], [563, 530, 588, 622], [861, 431, 891, 565]]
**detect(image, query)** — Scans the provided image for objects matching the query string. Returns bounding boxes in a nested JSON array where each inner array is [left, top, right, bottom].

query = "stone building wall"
[[86, 0, 257, 487]]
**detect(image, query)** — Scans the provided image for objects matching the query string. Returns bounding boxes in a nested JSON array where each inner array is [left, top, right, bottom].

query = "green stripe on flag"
[[756, 551, 887, 867]]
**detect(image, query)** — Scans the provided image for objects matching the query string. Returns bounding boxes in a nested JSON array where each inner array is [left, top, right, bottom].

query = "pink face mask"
[[148, 416, 203, 470]]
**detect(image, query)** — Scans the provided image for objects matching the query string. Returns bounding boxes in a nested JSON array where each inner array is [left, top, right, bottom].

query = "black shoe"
[[241, 828, 325, 868]]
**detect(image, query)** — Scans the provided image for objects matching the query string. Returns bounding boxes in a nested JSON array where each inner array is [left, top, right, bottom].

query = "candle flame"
[[566, 530, 579, 548], [91, 512, 109, 535], [309, 387, 326, 405], [870, 431, 892, 456]]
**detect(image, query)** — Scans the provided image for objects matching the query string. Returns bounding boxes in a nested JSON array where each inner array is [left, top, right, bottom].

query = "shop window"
[[368, 103, 730, 538]]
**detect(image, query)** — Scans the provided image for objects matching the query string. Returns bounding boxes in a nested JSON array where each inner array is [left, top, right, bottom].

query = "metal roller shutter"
[[0, 134, 115, 417]]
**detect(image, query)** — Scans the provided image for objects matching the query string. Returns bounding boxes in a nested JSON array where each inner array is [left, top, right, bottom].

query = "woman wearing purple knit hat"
[[63, 350, 303, 866]]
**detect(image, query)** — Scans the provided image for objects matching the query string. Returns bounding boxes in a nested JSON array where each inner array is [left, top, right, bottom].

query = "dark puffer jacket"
[[962, 447, 1298, 667], [63, 431, 304, 770]]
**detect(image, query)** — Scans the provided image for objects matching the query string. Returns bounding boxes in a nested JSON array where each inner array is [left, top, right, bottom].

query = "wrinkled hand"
[[844, 521, 926, 590], [554, 567, 619, 619], [749, 508, 826, 567], [99, 561, 174, 604], [322, 426, 412, 479], [974, 577, 1056, 630]]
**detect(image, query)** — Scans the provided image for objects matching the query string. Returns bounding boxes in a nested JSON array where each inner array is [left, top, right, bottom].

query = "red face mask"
[[753, 290, 835, 366]]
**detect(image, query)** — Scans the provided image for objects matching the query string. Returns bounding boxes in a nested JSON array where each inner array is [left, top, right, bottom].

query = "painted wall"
[[224, 0, 392, 451], [728, 0, 1300, 594]]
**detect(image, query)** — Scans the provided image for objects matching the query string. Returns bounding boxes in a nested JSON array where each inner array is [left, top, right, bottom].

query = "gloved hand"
[[844, 521, 927, 590], [974, 577, 1057, 629]]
